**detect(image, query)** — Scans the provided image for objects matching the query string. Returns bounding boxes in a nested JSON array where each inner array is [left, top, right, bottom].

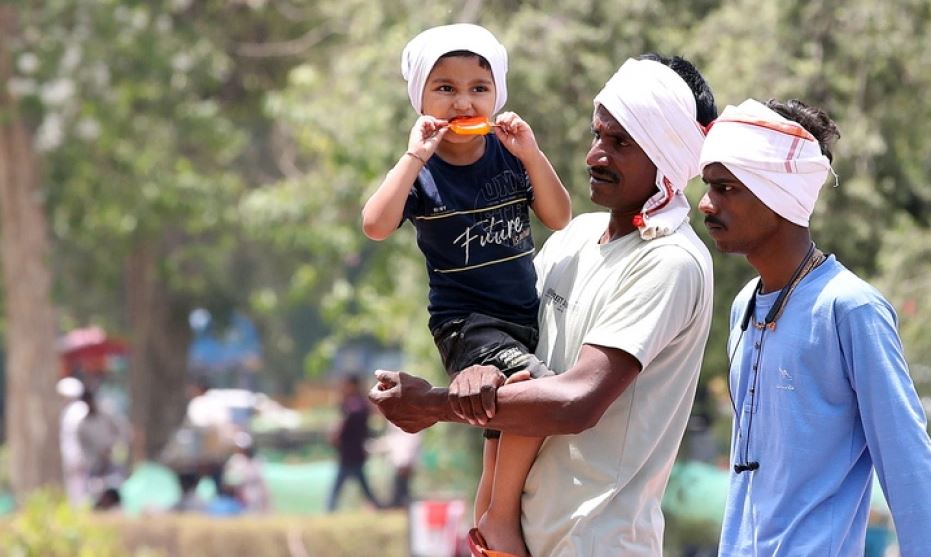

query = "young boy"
[[362, 23, 571, 557]]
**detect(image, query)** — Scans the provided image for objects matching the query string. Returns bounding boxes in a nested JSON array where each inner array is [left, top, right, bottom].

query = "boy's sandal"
[[467, 527, 524, 557]]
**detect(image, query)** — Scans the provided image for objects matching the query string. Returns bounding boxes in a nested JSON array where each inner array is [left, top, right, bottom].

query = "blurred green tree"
[[4, 0, 309, 464]]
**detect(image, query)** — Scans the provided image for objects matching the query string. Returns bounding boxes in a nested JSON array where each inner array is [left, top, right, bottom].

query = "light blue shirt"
[[719, 256, 931, 557]]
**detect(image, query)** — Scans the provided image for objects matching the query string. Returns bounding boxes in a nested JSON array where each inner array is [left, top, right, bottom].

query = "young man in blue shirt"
[[699, 98, 931, 556]]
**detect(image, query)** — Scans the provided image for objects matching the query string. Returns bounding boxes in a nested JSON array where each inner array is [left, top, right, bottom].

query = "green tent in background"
[[662, 460, 729, 527], [0, 492, 13, 515], [119, 462, 184, 515], [264, 459, 392, 514], [661, 460, 896, 532]]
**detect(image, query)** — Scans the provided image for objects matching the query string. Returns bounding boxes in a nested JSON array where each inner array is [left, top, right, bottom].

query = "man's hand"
[[368, 370, 440, 433], [448, 364, 506, 426]]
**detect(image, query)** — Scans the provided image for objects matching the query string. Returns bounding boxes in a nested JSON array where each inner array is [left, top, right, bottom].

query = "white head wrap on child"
[[699, 99, 831, 227], [594, 58, 706, 240], [401, 24, 508, 115]]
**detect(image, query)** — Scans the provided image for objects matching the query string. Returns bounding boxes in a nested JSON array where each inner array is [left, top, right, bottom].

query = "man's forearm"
[[439, 344, 640, 436], [372, 345, 637, 436], [439, 376, 591, 436]]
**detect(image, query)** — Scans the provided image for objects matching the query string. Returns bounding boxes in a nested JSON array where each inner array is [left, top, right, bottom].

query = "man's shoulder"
[[539, 212, 607, 251], [638, 223, 713, 274], [816, 258, 890, 309]]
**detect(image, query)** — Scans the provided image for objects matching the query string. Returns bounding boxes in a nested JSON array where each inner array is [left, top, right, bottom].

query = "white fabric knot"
[[594, 58, 706, 240]]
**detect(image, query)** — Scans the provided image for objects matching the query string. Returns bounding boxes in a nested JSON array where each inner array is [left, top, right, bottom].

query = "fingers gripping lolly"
[[448, 116, 496, 135]]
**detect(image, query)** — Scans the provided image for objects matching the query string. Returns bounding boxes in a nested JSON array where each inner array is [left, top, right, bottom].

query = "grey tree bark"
[[126, 241, 191, 461], [0, 5, 64, 499]]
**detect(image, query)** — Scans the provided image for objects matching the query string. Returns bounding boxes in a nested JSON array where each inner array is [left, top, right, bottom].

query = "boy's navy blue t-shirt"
[[403, 135, 539, 331]]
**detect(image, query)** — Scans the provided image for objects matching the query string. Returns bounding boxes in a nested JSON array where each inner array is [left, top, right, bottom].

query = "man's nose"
[[586, 142, 607, 167], [697, 192, 715, 215]]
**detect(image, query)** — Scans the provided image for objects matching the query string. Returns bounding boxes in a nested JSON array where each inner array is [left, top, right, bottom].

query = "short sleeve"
[[401, 174, 424, 224], [522, 164, 533, 204]]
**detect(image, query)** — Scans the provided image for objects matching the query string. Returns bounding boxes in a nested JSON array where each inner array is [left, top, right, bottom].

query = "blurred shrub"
[[0, 489, 126, 557], [115, 511, 408, 557], [1, 499, 408, 557]]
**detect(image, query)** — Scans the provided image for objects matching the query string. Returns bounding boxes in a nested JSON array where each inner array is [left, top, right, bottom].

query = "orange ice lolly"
[[448, 116, 496, 135]]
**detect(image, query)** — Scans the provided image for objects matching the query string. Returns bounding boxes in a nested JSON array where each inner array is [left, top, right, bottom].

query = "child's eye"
[[472, 85, 490, 93], [435, 85, 453, 93]]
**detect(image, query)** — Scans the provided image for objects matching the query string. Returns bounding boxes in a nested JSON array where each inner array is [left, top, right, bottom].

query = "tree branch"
[[236, 26, 333, 58]]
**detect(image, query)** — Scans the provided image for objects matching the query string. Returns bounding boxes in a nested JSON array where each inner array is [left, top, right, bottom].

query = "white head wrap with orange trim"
[[699, 99, 831, 227], [401, 24, 508, 115], [594, 58, 706, 240]]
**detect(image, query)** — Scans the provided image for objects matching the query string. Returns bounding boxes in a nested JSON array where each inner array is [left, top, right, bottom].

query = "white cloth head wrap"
[[699, 99, 831, 227], [594, 58, 706, 240], [401, 24, 508, 115]]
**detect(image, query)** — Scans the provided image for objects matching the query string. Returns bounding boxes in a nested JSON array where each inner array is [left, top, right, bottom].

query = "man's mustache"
[[704, 216, 726, 228], [587, 165, 620, 183]]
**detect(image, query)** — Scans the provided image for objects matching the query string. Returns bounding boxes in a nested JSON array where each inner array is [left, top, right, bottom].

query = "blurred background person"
[[372, 421, 422, 509], [327, 374, 382, 512], [58, 376, 90, 506], [222, 432, 270, 513], [172, 471, 208, 513], [76, 388, 131, 504]]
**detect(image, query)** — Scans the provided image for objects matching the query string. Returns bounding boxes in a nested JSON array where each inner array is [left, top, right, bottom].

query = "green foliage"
[[0, 489, 123, 557], [6, 0, 315, 389], [874, 221, 931, 396], [416, 422, 484, 497], [5, 0, 931, 395]]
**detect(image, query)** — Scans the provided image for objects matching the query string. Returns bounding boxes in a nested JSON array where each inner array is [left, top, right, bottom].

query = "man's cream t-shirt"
[[523, 213, 713, 557]]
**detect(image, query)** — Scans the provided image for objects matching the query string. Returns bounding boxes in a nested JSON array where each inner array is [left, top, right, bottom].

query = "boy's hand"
[[408, 116, 449, 161], [494, 111, 541, 161], [504, 369, 531, 384], [448, 365, 506, 425]]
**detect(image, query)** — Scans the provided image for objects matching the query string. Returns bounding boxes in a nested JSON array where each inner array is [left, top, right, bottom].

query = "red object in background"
[[59, 326, 129, 375]]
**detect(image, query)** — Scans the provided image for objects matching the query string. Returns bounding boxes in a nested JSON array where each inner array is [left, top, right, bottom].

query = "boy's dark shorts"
[[432, 312, 553, 439]]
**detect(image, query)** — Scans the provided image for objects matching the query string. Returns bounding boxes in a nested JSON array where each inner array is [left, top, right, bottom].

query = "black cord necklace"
[[741, 242, 825, 332], [727, 242, 826, 474]]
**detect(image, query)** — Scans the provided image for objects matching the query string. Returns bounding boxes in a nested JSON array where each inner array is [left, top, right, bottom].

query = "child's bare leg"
[[474, 437, 498, 525], [476, 432, 543, 557]]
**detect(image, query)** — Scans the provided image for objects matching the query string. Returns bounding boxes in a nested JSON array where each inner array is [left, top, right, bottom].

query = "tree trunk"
[[0, 6, 64, 499], [126, 241, 191, 461]]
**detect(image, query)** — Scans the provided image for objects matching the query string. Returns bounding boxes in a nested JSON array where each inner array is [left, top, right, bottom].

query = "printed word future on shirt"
[[453, 214, 526, 265]]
